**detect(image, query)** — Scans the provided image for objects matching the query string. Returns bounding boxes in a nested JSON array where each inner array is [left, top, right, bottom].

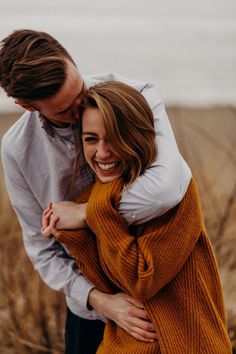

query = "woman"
[[42, 81, 231, 353]]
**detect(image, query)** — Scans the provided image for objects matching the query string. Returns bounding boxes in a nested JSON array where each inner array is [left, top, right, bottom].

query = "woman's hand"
[[51, 201, 87, 229], [41, 204, 60, 238]]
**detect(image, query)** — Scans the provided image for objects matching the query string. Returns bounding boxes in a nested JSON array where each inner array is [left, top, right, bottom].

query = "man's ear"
[[15, 99, 36, 112]]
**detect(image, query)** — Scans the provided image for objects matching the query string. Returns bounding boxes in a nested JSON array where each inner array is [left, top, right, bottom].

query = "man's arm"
[[86, 73, 191, 225], [1, 141, 99, 320], [88, 290, 157, 342], [119, 81, 192, 224]]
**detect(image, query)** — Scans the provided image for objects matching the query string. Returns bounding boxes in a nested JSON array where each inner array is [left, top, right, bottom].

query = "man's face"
[[33, 60, 87, 126]]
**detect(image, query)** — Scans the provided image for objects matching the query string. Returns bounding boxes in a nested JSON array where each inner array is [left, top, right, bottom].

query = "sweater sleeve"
[[86, 178, 203, 301], [56, 185, 118, 295], [56, 228, 116, 294]]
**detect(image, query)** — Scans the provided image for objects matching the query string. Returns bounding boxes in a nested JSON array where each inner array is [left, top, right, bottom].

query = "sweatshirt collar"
[[39, 114, 78, 138]]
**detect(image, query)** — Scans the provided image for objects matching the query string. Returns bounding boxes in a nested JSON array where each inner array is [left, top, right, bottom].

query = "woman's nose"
[[96, 140, 112, 159]]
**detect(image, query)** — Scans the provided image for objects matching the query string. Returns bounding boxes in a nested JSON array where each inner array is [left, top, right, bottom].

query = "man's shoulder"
[[2, 111, 39, 154], [85, 73, 152, 92]]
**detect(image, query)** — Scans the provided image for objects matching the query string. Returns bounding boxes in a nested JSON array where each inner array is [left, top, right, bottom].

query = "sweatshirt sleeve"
[[119, 83, 192, 225], [86, 179, 201, 301]]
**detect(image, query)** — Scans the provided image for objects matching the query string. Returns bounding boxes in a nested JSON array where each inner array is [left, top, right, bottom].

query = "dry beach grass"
[[0, 107, 235, 353]]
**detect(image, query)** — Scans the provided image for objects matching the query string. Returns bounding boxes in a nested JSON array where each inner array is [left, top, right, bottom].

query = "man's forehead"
[[54, 81, 85, 115], [37, 79, 84, 114]]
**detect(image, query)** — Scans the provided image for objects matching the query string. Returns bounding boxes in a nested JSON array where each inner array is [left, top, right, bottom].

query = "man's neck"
[[41, 114, 71, 129], [48, 120, 71, 129]]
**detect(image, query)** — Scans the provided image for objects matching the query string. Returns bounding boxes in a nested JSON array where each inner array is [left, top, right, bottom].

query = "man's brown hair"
[[0, 29, 76, 101]]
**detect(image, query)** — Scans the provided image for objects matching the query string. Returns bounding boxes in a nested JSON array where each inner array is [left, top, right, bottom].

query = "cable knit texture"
[[57, 178, 231, 353]]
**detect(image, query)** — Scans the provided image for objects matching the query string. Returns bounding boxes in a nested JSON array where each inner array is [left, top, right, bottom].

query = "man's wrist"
[[87, 287, 109, 318], [87, 287, 101, 310], [87, 287, 97, 310]]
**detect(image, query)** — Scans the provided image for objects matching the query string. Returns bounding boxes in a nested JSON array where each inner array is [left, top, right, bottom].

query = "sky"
[[0, 0, 236, 111]]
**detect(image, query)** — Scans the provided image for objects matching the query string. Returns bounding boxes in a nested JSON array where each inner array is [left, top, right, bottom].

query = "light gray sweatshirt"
[[1, 73, 191, 319]]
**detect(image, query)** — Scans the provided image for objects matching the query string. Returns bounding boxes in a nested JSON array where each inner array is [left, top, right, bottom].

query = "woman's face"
[[82, 107, 124, 183]]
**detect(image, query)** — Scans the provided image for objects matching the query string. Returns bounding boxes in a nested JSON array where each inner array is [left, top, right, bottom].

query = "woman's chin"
[[94, 164, 122, 184], [97, 174, 120, 184]]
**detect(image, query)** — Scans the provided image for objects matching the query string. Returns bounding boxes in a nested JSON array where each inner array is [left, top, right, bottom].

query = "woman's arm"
[[86, 178, 202, 301], [56, 228, 116, 294], [42, 210, 158, 341], [41, 185, 115, 294]]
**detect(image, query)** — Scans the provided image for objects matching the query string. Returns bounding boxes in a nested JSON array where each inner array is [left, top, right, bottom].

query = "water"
[[0, 0, 236, 111]]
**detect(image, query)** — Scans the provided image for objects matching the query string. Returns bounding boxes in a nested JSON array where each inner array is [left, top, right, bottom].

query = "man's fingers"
[[128, 306, 150, 321], [128, 317, 156, 333], [128, 319, 157, 341], [125, 306, 157, 342], [123, 294, 144, 309], [128, 297, 144, 309], [104, 292, 157, 343], [130, 329, 156, 342], [123, 307, 157, 341]]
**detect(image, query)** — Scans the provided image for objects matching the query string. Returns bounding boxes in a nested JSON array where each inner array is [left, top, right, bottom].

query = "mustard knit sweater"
[[57, 179, 231, 353]]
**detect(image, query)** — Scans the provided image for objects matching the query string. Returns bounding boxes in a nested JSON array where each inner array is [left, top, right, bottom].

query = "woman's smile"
[[82, 107, 124, 183], [95, 160, 120, 172]]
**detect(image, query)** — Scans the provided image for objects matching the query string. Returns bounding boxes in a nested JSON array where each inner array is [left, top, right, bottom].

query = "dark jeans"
[[65, 307, 105, 354]]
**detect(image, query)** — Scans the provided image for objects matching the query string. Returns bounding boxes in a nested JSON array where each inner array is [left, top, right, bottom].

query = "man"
[[0, 29, 191, 353]]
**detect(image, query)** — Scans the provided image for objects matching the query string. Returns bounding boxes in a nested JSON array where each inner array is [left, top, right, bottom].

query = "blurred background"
[[0, 0, 235, 352]]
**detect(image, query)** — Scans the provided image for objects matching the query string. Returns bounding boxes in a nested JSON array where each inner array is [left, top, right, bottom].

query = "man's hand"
[[51, 201, 87, 229], [88, 289, 157, 342]]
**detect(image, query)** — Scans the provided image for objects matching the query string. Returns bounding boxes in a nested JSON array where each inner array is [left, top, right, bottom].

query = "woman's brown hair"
[[75, 81, 157, 187]]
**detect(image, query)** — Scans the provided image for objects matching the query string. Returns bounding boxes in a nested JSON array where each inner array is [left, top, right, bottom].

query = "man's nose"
[[75, 95, 83, 106], [72, 102, 81, 120], [72, 93, 85, 118]]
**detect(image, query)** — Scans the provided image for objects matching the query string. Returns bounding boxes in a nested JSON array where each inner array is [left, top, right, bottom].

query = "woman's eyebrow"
[[82, 132, 97, 136]]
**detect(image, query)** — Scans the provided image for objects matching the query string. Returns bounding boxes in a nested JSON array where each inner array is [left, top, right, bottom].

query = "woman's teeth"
[[97, 162, 118, 171]]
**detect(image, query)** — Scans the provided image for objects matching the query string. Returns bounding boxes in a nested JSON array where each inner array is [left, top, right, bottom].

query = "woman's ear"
[[15, 99, 36, 112]]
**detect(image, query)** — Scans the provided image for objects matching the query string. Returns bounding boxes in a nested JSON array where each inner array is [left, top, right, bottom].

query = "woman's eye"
[[84, 137, 97, 143]]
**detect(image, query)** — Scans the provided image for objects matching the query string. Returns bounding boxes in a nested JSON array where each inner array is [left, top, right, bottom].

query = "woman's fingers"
[[41, 213, 60, 238], [49, 216, 60, 230], [42, 203, 52, 215], [42, 208, 53, 228], [41, 225, 53, 238]]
